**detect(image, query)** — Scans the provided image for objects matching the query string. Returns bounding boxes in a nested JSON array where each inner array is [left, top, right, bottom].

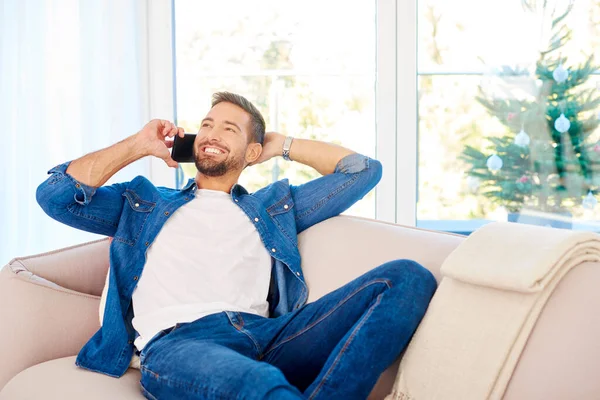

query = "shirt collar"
[[181, 178, 248, 196], [231, 183, 248, 196], [181, 178, 197, 192]]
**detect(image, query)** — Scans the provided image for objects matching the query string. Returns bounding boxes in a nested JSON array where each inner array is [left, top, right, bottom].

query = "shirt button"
[[133, 276, 138, 281], [75, 183, 80, 188], [254, 217, 259, 222], [296, 272, 301, 276], [235, 199, 239, 202], [128, 340, 133, 344], [271, 248, 276, 253], [164, 211, 169, 216], [184, 197, 189, 200], [284, 204, 289, 209], [145, 242, 149, 246], [134, 203, 139, 208]]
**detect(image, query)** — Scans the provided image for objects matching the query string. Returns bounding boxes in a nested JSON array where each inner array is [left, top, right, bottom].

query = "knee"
[[378, 259, 437, 299]]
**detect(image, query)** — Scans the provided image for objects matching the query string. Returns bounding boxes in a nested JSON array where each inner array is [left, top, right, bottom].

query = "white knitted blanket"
[[385, 222, 600, 400]]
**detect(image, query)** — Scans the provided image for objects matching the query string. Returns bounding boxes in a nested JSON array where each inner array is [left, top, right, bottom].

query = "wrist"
[[129, 133, 150, 157], [282, 135, 294, 161], [275, 133, 286, 157]]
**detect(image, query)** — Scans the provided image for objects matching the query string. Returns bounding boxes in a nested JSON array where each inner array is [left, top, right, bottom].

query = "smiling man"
[[36, 92, 437, 400]]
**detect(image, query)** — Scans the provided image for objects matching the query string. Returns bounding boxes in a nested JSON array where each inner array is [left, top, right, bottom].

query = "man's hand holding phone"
[[135, 119, 185, 169]]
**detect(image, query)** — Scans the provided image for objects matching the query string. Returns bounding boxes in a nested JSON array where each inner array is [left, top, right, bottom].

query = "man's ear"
[[245, 142, 262, 164]]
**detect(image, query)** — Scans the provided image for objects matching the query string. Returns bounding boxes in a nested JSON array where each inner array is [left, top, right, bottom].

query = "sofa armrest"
[[0, 240, 108, 390], [7, 238, 110, 297]]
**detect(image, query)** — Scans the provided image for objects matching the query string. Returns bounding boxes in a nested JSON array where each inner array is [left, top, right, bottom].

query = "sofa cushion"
[[0, 356, 143, 400], [0, 356, 398, 400]]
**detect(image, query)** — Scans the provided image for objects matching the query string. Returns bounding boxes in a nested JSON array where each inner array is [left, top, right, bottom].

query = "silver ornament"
[[487, 154, 503, 171], [552, 64, 569, 83], [514, 129, 530, 147], [554, 113, 570, 133]]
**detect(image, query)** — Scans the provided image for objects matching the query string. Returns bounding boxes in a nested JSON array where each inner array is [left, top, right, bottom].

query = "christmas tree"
[[461, 1, 600, 216]]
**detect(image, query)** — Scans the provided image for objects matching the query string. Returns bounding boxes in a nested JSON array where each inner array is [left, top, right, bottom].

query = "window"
[[417, 0, 600, 233], [173, 0, 378, 218]]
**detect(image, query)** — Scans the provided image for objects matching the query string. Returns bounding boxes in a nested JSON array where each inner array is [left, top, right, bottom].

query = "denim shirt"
[[36, 153, 382, 378]]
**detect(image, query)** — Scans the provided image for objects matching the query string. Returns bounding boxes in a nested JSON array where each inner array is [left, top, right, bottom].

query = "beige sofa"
[[1, 215, 599, 399]]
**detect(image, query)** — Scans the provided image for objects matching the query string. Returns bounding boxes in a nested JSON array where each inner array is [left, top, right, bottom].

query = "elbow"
[[36, 180, 58, 218], [36, 178, 70, 219], [361, 158, 382, 194], [369, 158, 383, 187], [36, 180, 51, 215], [354, 157, 383, 201]]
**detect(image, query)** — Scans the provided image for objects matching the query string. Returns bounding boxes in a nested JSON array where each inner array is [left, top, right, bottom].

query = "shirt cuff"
[[47, 161, 98, 206], [333, 153, 371, 174]]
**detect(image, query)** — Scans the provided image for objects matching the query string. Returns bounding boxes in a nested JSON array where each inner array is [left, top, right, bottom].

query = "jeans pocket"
[[140, 329, 170, 364]]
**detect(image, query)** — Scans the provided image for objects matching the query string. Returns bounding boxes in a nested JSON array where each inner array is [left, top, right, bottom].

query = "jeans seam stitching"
[[263, 278, 391, 358], [307, 293, 383, 400], [141, 366, 235, 399], [140, 382, 159, 400], [234, 313, 263, 356]]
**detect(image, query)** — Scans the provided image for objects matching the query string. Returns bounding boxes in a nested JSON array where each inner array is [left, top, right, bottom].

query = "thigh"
[[246, 259, 434, 391], [138, 312, 306, 400], [140, 340, 282, 399]]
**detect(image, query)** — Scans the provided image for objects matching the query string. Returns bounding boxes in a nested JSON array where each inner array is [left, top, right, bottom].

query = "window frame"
[[146, 0, 417, 225]]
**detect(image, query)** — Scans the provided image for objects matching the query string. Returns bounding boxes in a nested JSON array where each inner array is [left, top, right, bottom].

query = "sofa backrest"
[[298, 216, 464, 303]]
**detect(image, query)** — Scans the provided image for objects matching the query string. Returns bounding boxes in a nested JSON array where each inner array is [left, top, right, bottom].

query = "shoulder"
[[252, 178, 291, 199], [126, 175, 179, 202]]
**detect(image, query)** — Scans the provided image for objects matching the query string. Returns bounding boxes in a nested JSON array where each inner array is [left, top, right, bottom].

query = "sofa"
[[1, 215, 599, 399]]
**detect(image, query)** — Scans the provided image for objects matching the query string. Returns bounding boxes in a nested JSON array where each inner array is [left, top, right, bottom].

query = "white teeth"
[[204, 147, 223, 154]]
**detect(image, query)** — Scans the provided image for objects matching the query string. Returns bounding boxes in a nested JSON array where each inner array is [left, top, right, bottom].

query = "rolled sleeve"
[[37, 161, 129, 237], [47, 161, 98, 206], [333, 153, 371, 174], [291, 152, 382, 233]]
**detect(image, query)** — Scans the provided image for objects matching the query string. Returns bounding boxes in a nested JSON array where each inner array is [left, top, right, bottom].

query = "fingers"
[[159, 121, 184, 138], [165, 122, 175, 137], [160, 120, 171, 137]]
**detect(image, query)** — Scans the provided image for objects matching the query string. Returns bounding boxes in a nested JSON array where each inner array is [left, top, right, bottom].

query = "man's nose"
[[205, 127, 222, 141]]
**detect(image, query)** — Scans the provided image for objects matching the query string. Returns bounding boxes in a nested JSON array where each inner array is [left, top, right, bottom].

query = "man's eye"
[[226, 127, 235, 132], [201, 123, 210, 128]]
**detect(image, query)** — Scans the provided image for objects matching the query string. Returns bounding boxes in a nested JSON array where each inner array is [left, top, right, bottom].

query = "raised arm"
[[253, 132, 382, 234], [36, 120, 185, 236], [249, 133, 355, 175]]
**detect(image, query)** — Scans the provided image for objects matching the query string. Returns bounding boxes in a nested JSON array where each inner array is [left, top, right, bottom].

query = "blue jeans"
[[138, 259, 437, 400]]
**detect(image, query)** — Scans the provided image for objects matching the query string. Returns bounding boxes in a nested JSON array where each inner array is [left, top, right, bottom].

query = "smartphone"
[[171, 133, 197, 163]]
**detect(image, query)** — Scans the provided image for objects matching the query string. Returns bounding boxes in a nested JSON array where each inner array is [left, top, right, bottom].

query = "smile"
[[202, 146, 226, 155]]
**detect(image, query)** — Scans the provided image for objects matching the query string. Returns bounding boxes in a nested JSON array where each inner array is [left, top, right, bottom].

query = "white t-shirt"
[[131, 188, 272, 352]]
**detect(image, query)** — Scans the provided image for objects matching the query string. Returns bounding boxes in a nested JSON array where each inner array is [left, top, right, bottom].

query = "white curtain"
[[0, 0, 154, 264]]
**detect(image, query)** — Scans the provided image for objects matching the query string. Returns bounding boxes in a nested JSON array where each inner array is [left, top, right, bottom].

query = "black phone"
[[171, 133, 197, 163]]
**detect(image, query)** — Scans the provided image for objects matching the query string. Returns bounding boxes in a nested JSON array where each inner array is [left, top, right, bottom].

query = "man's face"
[[193, 102, 253, 177]]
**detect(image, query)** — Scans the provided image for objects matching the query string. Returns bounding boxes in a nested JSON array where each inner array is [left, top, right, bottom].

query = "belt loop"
[[224, 310, 240, 326]]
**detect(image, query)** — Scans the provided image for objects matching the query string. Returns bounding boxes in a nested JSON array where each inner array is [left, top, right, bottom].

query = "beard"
[[194, 148, 244, 177]]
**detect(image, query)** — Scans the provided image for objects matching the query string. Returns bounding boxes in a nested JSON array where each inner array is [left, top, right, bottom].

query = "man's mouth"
[[201, 146, 227, 155]]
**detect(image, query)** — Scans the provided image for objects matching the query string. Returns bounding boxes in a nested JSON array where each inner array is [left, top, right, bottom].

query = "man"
[[37, 92, 437, 400]]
